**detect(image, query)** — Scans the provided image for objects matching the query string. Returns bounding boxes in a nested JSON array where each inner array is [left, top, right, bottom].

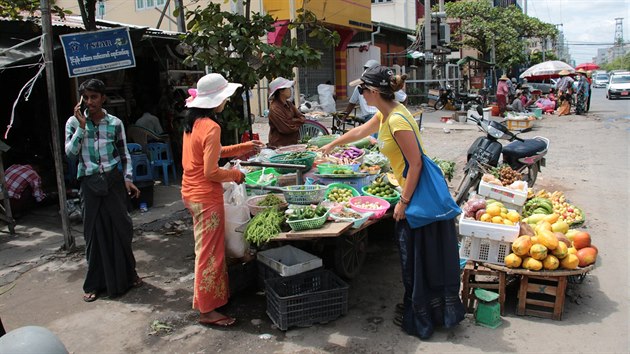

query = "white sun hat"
[[268, 77, 294, 100], [185, 73, 242, 109]]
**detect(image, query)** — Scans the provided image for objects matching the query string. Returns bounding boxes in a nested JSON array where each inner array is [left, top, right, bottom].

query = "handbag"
[[83, 172, 109, 196], [388, 113, 461, 229]]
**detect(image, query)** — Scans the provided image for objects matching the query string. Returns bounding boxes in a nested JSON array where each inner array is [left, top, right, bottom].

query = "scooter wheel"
[[434, 100, 446, 110]]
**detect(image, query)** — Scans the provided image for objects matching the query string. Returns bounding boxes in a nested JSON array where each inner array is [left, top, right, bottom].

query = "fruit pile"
[[365, 178, 398, 199], [525, 189, 584, 225], [504, 214, 597, 271], [327, 187, 354, 203], [482, 173, 527, 191], [491, 165, 522, 186], [462, 198, 521, 226]]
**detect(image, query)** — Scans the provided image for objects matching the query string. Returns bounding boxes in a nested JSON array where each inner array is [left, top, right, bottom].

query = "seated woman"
[[510, 91, 525, 113], [535, 95, 556, 114], [267, 77, 305, 148]]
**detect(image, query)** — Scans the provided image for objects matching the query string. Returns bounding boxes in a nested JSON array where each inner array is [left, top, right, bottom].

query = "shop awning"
[[457, 56, 494, 66]]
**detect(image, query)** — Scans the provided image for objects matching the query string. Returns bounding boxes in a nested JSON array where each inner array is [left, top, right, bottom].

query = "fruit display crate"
[[458, 213, 520, 242], [506, 118, 535, 131], [265, 269, 349, 331], [477, 180, 528, 206], [257, 245, 323, 277], [459, 236, 512, 266]]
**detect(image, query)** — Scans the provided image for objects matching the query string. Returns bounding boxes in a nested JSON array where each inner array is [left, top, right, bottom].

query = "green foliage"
[[601, 52, 630, 71], [180, 0, 339, 138], [529, 50, 558, 66], [444, 0, 557, 70], [0, 0, 70, 19]]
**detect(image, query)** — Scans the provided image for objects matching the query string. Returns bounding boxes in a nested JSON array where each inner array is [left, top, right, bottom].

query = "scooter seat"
[[503, 139, 547, 160]]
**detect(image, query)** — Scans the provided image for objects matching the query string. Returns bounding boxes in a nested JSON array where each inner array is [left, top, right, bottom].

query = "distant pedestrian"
[[496, 75, 510, 115], [556, 70, 574, 116], [65, 78, 142, 303], [575, 69, 589, 115]]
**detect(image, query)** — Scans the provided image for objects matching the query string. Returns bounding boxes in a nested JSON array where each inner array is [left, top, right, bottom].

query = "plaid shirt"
[[65, 110, 132, 181], [5, 164, 45, 201]]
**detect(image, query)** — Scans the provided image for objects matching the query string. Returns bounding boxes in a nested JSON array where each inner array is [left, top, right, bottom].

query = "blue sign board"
[[60, 27, 136, 77]]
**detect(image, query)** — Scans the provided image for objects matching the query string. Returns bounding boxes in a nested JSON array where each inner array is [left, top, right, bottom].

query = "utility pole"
[[175, 0, 185, 32], [423, 0, 432, 82], [40, 0, 74, 250]]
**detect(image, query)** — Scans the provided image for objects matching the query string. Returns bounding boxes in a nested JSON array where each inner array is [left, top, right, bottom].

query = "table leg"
[[553, 276, 568, 320], [517, 275, 528, 316]]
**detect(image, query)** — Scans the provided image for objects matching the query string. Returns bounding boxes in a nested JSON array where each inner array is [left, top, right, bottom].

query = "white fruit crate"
[[458, 213, 520, 242], [459, 236, 512, 266], [257, 245, 322, 277], [477, 180, 528, 206]]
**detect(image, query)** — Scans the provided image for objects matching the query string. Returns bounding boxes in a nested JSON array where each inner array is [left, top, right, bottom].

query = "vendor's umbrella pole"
[[41, 0, 74, 250]]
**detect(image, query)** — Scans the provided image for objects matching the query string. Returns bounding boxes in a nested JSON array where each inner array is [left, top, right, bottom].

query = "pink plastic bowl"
[[348, 196, 390, 219]]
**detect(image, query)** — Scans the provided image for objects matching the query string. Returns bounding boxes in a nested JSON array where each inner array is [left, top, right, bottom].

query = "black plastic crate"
[[265, 269, 348, 331], [257, 262, 281, 289]]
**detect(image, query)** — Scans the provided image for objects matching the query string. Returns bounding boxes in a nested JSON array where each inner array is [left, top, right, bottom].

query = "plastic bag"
[[317, 84, 336, 113], [223, 180, 251, 258]]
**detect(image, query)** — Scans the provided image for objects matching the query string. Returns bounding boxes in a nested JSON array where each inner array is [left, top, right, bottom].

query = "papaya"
[[529, 243, 548, 261], [551, 220, 569, 234], [531, 236, 539, 244], [535, 221, 553, 233], [567, 247, 577, 255], [551, 241, 569, 259], [504, 253, 523, 268], [560, 254, 579, 270], [542, 255, 560, 270], [519, 222, 535, 236], [512, 236, 533, 257], [537, 229, 559, 250], [543, 213, 560, 224], [522, 257, 543, 271], [524, 214, 547, 225]]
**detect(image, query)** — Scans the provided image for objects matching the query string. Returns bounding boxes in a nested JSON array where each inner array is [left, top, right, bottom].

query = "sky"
[[525, 0, 630, 64]]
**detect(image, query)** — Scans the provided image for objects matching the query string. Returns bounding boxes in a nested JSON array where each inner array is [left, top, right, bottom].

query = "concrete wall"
[[371, 0, 416, 31]]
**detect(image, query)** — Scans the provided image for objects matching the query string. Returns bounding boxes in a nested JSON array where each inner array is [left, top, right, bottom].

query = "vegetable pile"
[[365, 178, 398, 198], [353, 201, 384, 210], [432, 158, 456, 182], [332, 147, 364, 162], [287, 205, 328, 221], [256, 194, 284, 207], [274, 151, 314, 161], [244, 208, 284, 246]]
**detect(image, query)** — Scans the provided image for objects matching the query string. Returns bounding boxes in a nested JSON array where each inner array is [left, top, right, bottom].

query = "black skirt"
[[396, 218, 465, 340], [81, 169, 138, 297]]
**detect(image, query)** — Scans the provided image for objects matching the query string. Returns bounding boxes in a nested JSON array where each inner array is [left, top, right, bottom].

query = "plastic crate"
[[506, 118, 534, 131], [477, 180, 528, 206], [257, 245, 323, 277], [459, 236, 512, 266], [265, 269, 349, 330], [458, 213, 520, 242]]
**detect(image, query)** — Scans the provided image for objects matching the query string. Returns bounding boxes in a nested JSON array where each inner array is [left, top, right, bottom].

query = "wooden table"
[[483, 263, 594, 320]]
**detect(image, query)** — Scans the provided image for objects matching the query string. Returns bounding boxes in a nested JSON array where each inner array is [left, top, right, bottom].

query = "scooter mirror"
[[476, 105, 484, 116]]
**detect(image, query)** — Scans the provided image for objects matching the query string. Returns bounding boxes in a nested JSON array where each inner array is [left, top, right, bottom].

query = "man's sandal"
[[83, 292, 98, 302]]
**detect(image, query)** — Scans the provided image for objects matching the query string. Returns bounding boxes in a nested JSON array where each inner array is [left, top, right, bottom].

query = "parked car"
[[593, 73, 610, 88], [606, 72, 630, 99], [526, 79, 558, 94]]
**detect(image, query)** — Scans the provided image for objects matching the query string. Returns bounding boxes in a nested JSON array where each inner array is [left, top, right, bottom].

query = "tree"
[[179, 0, 339, 135], [444, 0, 557, 70], [601, 52, 630, 71], [529, 50, 558, 66], [0, 0, 69, 19]]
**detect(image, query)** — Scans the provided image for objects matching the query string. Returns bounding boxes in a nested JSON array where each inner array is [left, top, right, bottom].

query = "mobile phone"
[[79, 96, 86, 111]]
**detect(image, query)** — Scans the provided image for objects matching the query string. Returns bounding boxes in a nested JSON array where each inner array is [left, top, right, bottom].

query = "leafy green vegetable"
[[432, 157, 456, 182], [244, 208, 284, 246]]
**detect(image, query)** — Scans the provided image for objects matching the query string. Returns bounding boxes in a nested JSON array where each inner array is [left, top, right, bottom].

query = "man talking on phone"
[[64, 78, 143, 303]]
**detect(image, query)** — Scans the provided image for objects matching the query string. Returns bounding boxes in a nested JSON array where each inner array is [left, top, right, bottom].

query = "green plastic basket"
[[286, 211, 329, 231], [269, 152, 317, 174], [317, 164, 352, 175], [282, 185, 327, 205], [361, 185, 400, 204], [245, 168, 281, 186], [325, 183, 360, 202]]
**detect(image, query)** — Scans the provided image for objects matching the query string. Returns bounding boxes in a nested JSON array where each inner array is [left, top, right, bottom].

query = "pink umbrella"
[[575, 62, 600, 71]]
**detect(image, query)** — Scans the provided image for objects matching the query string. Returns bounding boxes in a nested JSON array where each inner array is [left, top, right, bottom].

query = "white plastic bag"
[[317, 84, 336, 113], [223, 181, 250, 258]]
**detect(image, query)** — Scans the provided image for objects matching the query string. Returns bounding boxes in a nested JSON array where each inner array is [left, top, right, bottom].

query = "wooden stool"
[[461, 262, 507, 315], [517, 274, 567, 320]]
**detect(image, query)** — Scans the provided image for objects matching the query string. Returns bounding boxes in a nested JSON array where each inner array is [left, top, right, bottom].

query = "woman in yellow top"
[[321, 66, 464, 340], [182, 73, 263, 327]]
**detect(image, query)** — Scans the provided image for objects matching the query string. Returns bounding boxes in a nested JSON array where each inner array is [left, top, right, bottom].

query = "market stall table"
[[482, 263, 593, 320]]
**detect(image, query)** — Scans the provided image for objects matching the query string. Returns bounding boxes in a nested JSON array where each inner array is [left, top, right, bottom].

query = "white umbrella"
[[520, 60, 575, 80]]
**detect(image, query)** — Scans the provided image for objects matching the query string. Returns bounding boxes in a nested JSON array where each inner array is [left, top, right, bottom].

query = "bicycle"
[[331, 112, 361, 135]]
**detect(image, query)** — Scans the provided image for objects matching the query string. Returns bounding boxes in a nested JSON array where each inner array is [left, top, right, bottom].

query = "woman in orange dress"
[[181, 74, 263, 326]]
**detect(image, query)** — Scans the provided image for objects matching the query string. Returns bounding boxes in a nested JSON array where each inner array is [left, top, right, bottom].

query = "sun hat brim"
[[268, 79, 294, 100], [186, 82, 242, 109]]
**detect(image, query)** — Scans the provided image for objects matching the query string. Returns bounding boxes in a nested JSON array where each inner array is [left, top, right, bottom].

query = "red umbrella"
[[575, 62, 600, 71]]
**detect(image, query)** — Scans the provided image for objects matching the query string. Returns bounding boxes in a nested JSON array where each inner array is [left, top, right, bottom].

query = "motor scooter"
[[453, 106, 550, 205], [434, 85, 484, 111]]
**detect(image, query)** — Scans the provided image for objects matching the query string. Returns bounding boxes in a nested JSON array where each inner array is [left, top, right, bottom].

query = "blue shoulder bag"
[[389, 113, 461, 229]]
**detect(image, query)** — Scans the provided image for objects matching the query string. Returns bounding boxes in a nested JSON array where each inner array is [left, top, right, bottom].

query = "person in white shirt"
[[135, 101, 164, 135], [343, 59, 407, 124]]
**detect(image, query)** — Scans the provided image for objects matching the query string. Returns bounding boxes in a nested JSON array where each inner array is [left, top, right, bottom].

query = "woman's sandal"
[[393, 315, 403, 327], [83, 292, 98, 302], [132, 276, 143, 288]]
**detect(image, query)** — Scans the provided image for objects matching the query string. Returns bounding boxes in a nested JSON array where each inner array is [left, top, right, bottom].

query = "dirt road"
[[0, 90, 628, 352]]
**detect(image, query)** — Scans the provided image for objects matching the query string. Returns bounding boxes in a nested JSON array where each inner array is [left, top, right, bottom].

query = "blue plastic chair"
[[127, 143, 143, 154], [131, 154, 153, 182], [146, 142, 177, 186]]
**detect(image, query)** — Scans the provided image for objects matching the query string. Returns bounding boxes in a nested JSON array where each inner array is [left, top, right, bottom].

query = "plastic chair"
[[299, 119, 329, 140], [127, 143, 143, 154], [146, 142, 177, 186], [126, 125, 168, 153], [131, 154, 153, 182]]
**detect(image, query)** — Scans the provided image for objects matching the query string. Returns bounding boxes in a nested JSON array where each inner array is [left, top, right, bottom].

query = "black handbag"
[[83, 172, 109, 196]]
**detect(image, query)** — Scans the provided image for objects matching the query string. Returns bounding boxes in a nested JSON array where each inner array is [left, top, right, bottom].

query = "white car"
[[606, 73, 630, 99], [593, 73, 609, 88]]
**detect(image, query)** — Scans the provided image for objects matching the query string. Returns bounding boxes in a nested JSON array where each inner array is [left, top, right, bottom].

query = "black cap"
[[349, 65, 394, 89]]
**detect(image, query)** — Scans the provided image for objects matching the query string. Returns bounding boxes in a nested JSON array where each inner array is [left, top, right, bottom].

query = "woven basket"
[[282, 185, 327, 205], [246, 194, 288, 216], [287, 211, 329, 231]]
